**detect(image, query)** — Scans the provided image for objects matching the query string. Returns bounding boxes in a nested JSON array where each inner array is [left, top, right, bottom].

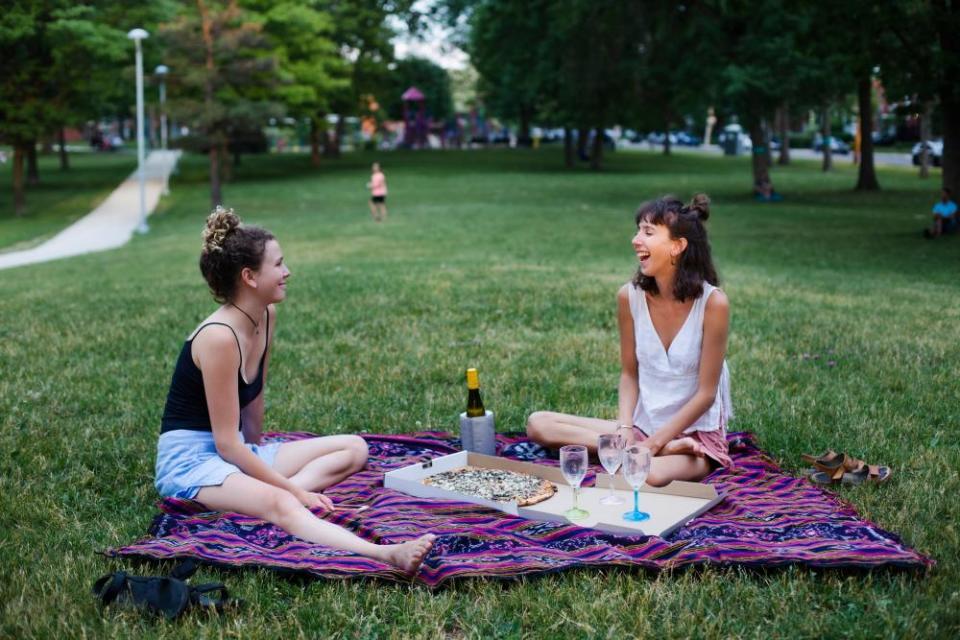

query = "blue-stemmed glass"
[[622, 445, 651, 522], [560, 445, 589, 521]]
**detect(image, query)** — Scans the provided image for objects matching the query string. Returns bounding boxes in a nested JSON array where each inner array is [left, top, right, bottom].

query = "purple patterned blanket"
[[107, 431, 932, 587]]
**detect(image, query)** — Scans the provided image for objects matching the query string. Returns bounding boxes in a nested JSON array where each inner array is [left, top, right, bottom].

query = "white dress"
[[628, 282, 733, 436]]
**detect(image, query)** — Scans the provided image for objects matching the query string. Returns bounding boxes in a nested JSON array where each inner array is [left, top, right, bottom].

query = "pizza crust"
[[423, 466, 556, 506]]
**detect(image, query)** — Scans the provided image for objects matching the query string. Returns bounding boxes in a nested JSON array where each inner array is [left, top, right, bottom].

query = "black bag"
[[92, 560, 240, 619]]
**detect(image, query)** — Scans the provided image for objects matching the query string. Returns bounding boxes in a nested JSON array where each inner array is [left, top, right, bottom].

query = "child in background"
[[367, 162, 388, 222]]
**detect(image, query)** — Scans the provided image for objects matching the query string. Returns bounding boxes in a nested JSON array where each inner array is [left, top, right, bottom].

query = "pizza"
[[423, 466, 556, 506]]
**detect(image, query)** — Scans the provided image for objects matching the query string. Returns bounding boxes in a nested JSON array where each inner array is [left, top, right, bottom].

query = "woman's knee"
[[526, 411, 554, 442], [346, 435, 369, 470], [266, 490, 304, 527], [645, 469, 671, 487]]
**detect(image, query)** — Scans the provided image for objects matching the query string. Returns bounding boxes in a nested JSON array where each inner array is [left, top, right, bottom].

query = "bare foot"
[[382, 534, 436, 574], [660, 437, 705, 457]]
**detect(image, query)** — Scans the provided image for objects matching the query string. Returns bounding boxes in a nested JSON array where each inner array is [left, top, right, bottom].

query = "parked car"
[[912, 140, 943, 167], [872, 131, 897, 146], [675, 131, 702, 146], [646, 132, 677, 146], [813, 137, 850, 155]]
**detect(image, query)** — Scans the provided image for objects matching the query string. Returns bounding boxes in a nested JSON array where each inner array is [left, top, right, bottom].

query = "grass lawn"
[[0, 149, 957, 638], [0, 150, 137, 252]]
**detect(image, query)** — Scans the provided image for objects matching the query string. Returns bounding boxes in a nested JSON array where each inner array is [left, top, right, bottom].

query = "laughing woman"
[[527, 194, 733, 486], [155, 207, 434, 573]]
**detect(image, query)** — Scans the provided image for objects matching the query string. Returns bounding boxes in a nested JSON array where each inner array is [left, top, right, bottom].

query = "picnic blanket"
[[106, 431, 932, 587]]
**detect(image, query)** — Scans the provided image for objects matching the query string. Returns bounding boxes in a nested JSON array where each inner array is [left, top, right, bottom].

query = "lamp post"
[[128, 28, 149, 234], [154, 64, 168, 151]]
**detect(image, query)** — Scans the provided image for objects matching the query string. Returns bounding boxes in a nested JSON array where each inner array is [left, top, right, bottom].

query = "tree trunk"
[[518, 107, 531, 146], [323, 117, 336, 158], [589, 126, 604, 171], [777, 103, 791, 165], [748, 121, 772, 193], [942, 95, 960, 197], [919, 100, 931, 179], [820, 106, 832, 172], [333, 115, 344, 158], [855, 75, 880, 191], [59, 127, 69, 171], [209, 145, 222, 207], [576, 127, 588, 161], [663, 112, 671, 156], [220, 139, 233, 182], [27, 142, 39, 185], [12, 145, 26, 216], [199, 0, 221, 206], [563, 127, 574, 168], [938, 0, 960, 197], [310, 116, 322, 167]]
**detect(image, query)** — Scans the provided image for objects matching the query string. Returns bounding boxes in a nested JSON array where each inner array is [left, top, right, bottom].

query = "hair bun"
[[689, 193, 710, 221], [201, 205, 240, 253]]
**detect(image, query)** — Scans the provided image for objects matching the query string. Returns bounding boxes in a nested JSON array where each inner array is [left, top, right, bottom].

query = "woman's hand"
[[616, 424, 637, 447], [293, 488, 334, 513]]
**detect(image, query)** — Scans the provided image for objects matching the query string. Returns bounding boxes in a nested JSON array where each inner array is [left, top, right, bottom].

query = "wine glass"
[[622, 445, 651, 522], [559, 445, 589, 521], [597, 433, 624, 505]]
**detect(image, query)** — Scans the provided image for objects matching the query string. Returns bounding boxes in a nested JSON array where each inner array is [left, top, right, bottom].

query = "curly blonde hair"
[[198, 206, 274, 302]]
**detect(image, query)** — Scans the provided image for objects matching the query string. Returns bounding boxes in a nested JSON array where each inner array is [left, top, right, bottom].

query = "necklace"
[[230, 303, 261, 334]]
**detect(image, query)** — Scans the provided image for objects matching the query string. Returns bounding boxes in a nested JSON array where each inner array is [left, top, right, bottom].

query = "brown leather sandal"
[[842, 464, 892, 485], [800, 449, 843, 467]]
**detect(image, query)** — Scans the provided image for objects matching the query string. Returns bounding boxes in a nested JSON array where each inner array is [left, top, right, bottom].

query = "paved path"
[[622, 143, 915, 167], [0, 150, 182, 271]]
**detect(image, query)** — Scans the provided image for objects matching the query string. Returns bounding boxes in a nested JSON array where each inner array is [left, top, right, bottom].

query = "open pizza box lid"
[[384, 451, 725, 538]]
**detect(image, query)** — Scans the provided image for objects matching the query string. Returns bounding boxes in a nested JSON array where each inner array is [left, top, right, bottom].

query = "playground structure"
[[402, 86, 428, 148]]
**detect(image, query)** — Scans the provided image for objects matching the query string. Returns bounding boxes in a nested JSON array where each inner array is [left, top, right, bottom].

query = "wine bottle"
[[465, 368, 485, 417]]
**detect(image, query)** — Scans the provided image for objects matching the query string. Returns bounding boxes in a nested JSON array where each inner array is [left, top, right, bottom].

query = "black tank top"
[[160, 317, 269, 433]]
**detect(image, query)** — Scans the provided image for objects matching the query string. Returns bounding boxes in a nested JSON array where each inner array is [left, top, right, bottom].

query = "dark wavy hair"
[[198, 206, 275, 302], [632, 193, 719, 301]]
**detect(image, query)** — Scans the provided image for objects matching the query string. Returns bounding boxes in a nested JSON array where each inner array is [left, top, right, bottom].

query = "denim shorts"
[[155, 429, 282, 499]]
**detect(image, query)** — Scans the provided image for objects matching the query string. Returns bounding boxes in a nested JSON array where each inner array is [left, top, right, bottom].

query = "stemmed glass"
[[559, 445, 590, 521], [622, 445, 651, 522], [597, 433, 625, 505]]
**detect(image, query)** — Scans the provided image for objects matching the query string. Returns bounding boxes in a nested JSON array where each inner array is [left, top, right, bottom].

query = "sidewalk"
[[0, 150, 182, 271], [620, 143, 915, 167]]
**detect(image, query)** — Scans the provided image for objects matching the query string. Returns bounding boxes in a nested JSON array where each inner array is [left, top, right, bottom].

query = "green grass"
[[0, 151, 137, 251], [1, 149, 957, 638]]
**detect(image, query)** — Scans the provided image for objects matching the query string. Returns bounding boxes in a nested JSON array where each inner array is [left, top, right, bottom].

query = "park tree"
[[249, 0, 348, 167], [383, 57, 454, 123], [319, 0, 416, 158], [882, 0, 960, 194], [719, 0, 805, 193], [160, 0, 282, 207], [630, 1, 724, 157], [467, 0, 550, 144], [0, 2, 136, 215]]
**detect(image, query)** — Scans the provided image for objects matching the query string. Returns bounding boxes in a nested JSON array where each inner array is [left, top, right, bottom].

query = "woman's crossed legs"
[[196, 434, 434, 574], [526, 411, 712, 486]]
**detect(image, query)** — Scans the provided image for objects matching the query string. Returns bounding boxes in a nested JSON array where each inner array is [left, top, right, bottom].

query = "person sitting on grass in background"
[[367, 162, 388, 222], [527, 194, 734, 486], [753, 178, 782, 202], [155, 207, 434, 574], [925, 187, 957, 238]]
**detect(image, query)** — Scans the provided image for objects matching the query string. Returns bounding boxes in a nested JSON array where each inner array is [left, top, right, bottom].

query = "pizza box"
[[383, 451, 725, 538]]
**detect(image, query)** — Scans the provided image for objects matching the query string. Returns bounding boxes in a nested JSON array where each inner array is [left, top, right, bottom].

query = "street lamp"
[[154, 64, 169, 151], [128, 27, 149, 234]]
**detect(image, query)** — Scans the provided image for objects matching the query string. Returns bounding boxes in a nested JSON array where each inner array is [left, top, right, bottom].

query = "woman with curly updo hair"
[[155, 207, 434, 574], [527, 194, 734, 486]]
